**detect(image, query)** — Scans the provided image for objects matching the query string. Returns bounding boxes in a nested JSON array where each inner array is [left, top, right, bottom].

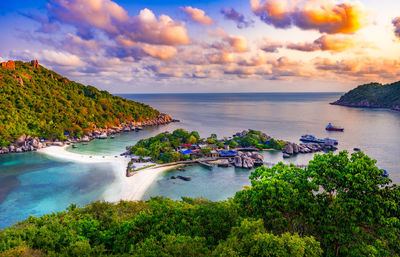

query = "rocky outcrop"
[[31, 60, 39, 68], [233, 151, 264, 169], [1, 60, 15, 70], [1, 113, 175, 155], [282, 142, 337, 158]]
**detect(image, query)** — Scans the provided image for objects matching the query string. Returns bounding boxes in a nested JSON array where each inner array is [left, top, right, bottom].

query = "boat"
[[353, 148, 360, 152], [382, 169, 389, 178], [72, 145, 78, 148], [110, 135, 115, 139], [326, 123, 344, 132], [300, 135, 325, 144]]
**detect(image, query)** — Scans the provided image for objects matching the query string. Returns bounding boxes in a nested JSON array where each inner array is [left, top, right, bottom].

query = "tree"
[[187, 135, 197, 145], [213, 219, 322, 257]]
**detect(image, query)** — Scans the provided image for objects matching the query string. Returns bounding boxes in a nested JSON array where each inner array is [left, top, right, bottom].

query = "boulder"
[[242, 155, 254, 169], [293, 143, 299, 154], [81, 136, 90, 142], [15, 147, 23, 153], [234, 156, 242, 168], [251, 152, 264, 161], [9, 145, 15, 152], [31, 60, 39, 68], [283, 143, 294, 155], [99, 132, 107, 139], [283, 153, 291, 158], [52, 142, 64, 146], [1, 147, 9, 154], [1, 60, 15, 70], [16, 134, 26, 146]]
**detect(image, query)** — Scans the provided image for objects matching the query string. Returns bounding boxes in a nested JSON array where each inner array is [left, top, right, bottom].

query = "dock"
[[197, 161, 213, 169]]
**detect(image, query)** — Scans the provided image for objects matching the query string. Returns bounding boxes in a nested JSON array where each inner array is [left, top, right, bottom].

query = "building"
[[210, 150, 219, 158], [219, 150, 238, 157]]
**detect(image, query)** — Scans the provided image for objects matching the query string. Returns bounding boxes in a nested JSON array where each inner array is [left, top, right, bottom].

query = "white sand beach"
[[38, 146, 178, 201]]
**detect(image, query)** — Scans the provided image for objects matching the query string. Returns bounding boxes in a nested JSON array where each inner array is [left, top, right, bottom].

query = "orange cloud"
[[287, 35, 370, 52], [314, 57, 400, 81], [181, 6, 213, 25], [141, 44, 178, 60], [250, 0, 368, 34]]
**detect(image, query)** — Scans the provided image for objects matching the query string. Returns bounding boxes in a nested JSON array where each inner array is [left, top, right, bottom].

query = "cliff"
[[331, 81, 400, 111]]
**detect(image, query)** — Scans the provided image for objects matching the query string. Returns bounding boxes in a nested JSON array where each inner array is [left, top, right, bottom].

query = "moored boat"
[[326, 123, 344, 132], [382, 169, 389, 178], [300, 135, 325, 143]]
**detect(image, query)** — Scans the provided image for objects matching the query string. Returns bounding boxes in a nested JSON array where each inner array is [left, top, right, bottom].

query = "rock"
[[293, 143, 299, 154], [283, 153, 291, 158], [31, 60, 39, 68], [1, 147, 9, 154], [177, 175, 191, 181], [170, 176, 177, 179], [81, 136, 90, 142], [283, 143, 294, 155], [52, 142, 64, 146], [251, 152, 264, 161], [98, 132, 107, 139], [16, 134, 26, 146], [9, 145, 15, 152], [242, 155, 254, 169], [31, 138, 39, 148], [15, 76, 23, 85], [15, 147, 23, 153], [234, 156, 242, 168], [1, 60, 15, 70]]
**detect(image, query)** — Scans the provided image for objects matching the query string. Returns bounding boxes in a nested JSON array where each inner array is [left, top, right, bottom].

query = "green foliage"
[[213, 219, 322, 257], [335, 81, 400, 108], [0, 61, 159, 146], [235, 151, 400, 256], [160, 152, 181, 163], [2, 151, 399, 256]]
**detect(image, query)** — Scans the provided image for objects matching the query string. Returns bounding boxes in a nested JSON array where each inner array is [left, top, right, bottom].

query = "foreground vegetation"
[[333, 80, 400, 109], [130, 129, 286, 163], [0, 61, 160, 146], [1, 151, 399, 256]]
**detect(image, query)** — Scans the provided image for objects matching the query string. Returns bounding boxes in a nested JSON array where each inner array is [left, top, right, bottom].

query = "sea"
[[1, 93, 400, 228]]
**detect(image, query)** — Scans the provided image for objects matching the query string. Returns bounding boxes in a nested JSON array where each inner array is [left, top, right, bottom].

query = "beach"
[[38, 146, 178, 201]]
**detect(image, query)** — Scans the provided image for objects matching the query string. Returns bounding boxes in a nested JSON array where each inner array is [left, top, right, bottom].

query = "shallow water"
[[1, 92, 400, 228]]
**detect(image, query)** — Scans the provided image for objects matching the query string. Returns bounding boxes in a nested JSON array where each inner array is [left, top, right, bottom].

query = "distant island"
[[0, 60, 173, 154], [332, 81, 400, 111]]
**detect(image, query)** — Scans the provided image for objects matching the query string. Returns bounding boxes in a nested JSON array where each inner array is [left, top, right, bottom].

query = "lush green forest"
[[0, 61, 160, 146], [1, 151, 399, 256], [130, 129, 286, 163], [332, 81, 400, 109]]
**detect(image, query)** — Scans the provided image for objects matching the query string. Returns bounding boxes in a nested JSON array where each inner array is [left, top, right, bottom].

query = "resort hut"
[[210, 150, 219, 158]]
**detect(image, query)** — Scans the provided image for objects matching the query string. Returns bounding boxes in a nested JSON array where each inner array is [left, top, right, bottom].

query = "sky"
[[0, 0, 399, 93]]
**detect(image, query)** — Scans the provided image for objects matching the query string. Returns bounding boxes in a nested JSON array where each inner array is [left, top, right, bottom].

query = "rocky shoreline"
[[331, 100, 400, 112], [0, 114, 175, 155]]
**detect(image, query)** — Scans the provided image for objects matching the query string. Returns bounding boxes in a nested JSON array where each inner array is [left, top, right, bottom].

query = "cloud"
[[211, 33, 249, 53], [48, 1, 190, 45], [260, 37, 283, 52], [207, 53, 235, 64], [393, 17, 400, 39], [287, 35, 365, 52], [250, 0, 368, 34], [220, 8, 254, 29], [141, 44, 178, 60], [181, 6, 213, 25], [314, 57, 400, 80]]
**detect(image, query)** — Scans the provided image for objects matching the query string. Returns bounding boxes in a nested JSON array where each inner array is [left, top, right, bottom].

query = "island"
[[0, 60, 174, 155], [331, 80, 400, 111], [123, 128, 337, 175]]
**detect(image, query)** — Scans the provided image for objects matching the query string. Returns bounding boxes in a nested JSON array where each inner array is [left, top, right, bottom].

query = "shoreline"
[[38, 146, 179, 201]]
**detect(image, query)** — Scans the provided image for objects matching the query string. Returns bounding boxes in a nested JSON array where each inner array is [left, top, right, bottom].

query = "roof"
[[180, 149, 193, 155], [219, 150, 238, 157]]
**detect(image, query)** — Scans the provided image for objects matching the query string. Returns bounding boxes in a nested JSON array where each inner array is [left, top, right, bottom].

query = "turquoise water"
[[1, 93, 400, 228]]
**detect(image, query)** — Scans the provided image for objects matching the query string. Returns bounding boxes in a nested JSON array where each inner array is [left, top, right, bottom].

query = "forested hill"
[[0, 60, 161, 146], [332, 81, 400, 111]]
